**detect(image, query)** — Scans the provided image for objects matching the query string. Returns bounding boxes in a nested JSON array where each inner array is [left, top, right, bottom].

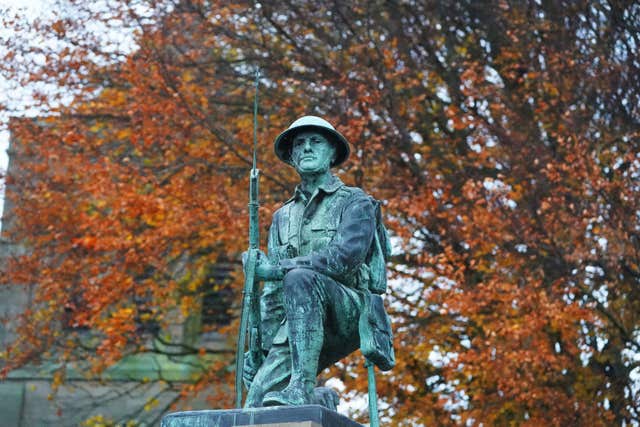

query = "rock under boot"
[[313, 386, 339, 410]]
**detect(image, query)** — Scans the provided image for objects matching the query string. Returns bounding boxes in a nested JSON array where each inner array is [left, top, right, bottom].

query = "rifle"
[[235, 68, 264, 408]]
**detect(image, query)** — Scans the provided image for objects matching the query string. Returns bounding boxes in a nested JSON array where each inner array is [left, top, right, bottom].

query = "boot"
[[262, 314, 322, 406], [262, 378, 314, 406]]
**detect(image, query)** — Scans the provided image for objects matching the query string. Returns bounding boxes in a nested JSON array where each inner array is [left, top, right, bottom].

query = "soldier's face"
[[291, 131, 336, 175]]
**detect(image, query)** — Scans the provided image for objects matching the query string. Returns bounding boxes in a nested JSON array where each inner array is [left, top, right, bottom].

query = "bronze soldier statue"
[[242, 116, 393, 409]]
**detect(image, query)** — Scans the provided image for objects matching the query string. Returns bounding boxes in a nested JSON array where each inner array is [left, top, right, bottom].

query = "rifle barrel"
[[235, 67, 262, 408]]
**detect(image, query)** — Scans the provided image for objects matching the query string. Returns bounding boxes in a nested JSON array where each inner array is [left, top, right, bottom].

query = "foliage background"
[[1, 0, 639, 425]]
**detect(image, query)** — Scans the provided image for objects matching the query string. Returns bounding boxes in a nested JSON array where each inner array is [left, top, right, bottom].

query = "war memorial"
[[163, 80, 395, 427]]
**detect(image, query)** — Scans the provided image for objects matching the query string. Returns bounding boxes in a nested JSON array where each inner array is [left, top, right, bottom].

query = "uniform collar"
[[286, 174, 344, 203]]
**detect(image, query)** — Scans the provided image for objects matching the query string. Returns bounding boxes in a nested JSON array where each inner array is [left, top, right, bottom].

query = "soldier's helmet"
[[274, 116, 350, 167]]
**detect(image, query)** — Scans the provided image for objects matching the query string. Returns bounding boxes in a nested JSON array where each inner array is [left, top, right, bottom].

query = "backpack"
[[360, 197, 395, 371], [367, 197, 392, 294]]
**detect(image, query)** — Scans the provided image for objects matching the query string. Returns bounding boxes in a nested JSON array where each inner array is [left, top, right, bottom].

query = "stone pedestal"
[[161, 405, 363, 427]]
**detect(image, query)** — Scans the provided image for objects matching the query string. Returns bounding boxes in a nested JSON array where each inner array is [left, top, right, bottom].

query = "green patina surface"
[[238, 117, 393, 414]]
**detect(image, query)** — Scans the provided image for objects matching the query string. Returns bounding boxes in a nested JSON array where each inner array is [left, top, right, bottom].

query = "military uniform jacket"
[[260, 175, 376, 350]]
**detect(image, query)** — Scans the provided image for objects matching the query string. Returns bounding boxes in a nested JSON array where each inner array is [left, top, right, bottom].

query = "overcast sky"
[[0, 0, 53, 226]]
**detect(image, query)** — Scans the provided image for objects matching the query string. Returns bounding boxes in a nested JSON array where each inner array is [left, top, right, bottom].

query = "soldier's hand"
[[255, 255, 284, 281], [243, 249, 283, 281], [241, 248, 265, 268]]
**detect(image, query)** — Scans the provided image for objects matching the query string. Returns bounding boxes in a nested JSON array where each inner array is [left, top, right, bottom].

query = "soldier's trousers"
[[245, 268, 363, 407]]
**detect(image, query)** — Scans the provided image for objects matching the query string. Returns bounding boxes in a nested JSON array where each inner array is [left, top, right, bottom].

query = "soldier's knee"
[[283, 268, 317, 298], [283, 268, 314, 288]]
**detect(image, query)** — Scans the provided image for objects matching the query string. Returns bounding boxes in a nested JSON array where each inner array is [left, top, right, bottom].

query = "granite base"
[[161, 405, 363, 427]]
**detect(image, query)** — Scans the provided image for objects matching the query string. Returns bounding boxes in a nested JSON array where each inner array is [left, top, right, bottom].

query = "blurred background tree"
[[1, 0, 638, 425]]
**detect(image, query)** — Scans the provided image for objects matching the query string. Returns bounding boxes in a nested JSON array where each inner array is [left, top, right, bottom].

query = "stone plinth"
[[161, 405, 363, 427]]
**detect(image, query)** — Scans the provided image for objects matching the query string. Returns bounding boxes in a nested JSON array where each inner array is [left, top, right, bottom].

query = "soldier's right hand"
[[241, 248, 267, 266], [255, 253, 285, 281], [242, 249, 283, 281]]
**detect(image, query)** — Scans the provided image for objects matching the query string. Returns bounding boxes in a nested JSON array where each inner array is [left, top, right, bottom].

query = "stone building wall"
[[0, 121, 234, 427]]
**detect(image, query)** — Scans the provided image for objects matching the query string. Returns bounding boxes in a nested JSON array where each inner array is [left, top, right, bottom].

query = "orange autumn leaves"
[[1, 1, 639, 425]]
